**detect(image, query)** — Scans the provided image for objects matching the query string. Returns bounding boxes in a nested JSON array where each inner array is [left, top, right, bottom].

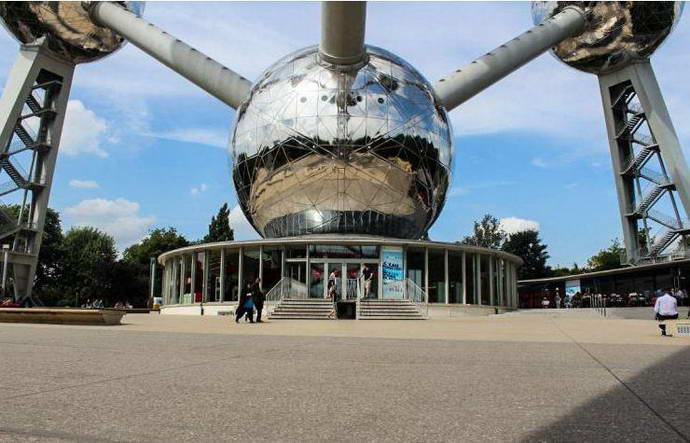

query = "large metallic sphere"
[[231, 45, 452, 239], [532, 1, 684, 75], [0, 1, 144, 64]]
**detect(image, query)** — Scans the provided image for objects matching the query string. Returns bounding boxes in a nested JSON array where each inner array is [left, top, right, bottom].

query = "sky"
[[0, 1, 688, 266]]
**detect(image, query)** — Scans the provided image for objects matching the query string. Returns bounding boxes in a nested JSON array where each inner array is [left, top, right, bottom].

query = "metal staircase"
[[608, 79, 689, 264]]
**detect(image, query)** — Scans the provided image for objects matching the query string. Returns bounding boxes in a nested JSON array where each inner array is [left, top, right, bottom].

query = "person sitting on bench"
[[654, 288, 678, 336]]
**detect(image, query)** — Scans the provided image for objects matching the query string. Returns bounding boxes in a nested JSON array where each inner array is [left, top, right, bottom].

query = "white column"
[[444, 249, 449, 304], [424, 248, 429, 301], [461, 251, 467, 305], [476, 254, 482, 306], [219, 248, 226, 302]]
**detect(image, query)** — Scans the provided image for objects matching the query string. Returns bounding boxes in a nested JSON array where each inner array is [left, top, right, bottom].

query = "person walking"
[[654, 288, 678, 336], [236, 283, 254, 323], [252, 278, 265, 323]]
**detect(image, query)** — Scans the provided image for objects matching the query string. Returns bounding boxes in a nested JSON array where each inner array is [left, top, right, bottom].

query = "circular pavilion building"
[[158, 45, 522, 318]]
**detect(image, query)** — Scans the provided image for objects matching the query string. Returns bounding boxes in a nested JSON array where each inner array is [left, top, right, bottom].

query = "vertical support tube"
[[319, 1, 367, 66]]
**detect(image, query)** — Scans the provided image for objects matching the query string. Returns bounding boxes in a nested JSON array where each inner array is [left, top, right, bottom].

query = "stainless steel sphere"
[[532, 1, 684, 75], [0, 1, 144, 64], [231, 45, 452, 239]]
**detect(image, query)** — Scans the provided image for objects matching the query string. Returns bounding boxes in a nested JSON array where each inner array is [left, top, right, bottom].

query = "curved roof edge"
[[157, 235, 523, 266]]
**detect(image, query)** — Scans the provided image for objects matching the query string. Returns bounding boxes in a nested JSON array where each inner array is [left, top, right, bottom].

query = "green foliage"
[[461, 214, 505, 249], [0, 205, 64, 297], [61, 227, 117, 306], [122, 227, 190, 306], [586, 238, 624, 272], [203, 203, 234, 243], [502, 230, 550, 280], [123, 227, 189, 266]]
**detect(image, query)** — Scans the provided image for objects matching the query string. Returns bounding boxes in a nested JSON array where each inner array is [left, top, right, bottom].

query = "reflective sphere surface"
[[231, 45, 452, 239], [0, 2, 145, 64], [532, 1, 684, 75]]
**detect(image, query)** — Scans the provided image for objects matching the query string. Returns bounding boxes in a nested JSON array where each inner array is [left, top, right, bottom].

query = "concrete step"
[[359, 315, 425, 320]]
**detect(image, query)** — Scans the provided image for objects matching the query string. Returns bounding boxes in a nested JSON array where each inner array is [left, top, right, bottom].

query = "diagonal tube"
[[319, 1, 367, 67], [88, 1, 252, 109], [433, 6, 586, 112]]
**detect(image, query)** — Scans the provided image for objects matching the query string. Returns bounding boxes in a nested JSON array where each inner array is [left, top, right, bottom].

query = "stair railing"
[[404, 278, 429, 318]]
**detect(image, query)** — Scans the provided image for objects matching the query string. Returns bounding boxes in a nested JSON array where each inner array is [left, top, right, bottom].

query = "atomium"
[[0, 1, 144, 64], [231, 45, 452, 239], [532, 1, 685, 75]]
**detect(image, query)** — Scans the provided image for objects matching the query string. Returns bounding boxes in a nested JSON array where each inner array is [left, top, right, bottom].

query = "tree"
[[461, 214, 505, 249], [122, 227, 190, 306], [203, 203, 234, 243], [0, 205, 64, 304], [502, 230, 550, 280], [587, 238, 624, 272], [61, 227, 117, 306]]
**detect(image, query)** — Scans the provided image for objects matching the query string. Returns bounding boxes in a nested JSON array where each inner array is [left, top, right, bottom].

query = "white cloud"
[[190, 183, 209, 196], [69, 179, 100, 189], [499, 217, 540, 235], [531, 157, 548, 168], [229, 204, 260, 240], [60, 100, 109, 157], [64, 198, 156, 251]]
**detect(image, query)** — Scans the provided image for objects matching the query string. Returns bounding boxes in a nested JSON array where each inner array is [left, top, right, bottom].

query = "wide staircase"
[[358, 298, 425, 320], [268, 298, 334, 320]]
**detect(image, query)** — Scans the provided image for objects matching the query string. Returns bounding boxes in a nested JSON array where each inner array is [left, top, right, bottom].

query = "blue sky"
[[0, 2, 688, 266]]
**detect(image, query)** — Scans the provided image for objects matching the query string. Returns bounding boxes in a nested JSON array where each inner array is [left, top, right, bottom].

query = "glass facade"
[[448, 251, 463, 303], [159, 241, 520, 309]]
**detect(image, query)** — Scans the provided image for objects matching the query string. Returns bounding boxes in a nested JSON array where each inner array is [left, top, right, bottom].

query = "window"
[[224, 249, 240, 301], [466, 254, 476, 304], [406, 247, 426, 292], [206, 250, 221, 302], [427, 249, 445, 303], [262, 247, 283, 293], [448, 251, 463, 303]]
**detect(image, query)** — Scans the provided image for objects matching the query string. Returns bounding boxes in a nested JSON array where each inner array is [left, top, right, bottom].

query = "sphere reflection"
[[532, 1, 684, 75], [231, 45, 452, 239], [0, 1, 145, 64]]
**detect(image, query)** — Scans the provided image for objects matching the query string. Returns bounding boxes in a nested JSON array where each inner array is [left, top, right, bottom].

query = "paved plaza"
[[1, 310, 690, 442]]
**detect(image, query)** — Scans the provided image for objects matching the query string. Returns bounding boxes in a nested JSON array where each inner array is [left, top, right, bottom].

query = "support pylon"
[[0, 39, 74, 305]]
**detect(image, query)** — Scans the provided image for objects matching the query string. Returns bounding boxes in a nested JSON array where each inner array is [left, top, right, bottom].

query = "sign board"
[[382, 246, 404, 299], [565, 280, 581, 299]]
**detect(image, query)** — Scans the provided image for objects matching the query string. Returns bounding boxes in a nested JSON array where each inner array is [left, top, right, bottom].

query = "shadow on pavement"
[[524, 345, 690, 442]]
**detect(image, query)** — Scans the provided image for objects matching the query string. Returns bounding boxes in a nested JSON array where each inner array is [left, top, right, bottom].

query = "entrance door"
[[326, 263, 343, 301], [309, 263, 324, 299], [346, 264, 360, 300]]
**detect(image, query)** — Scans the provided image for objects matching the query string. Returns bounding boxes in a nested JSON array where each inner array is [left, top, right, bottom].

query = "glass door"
[[346, 264, 361, 300], [309, 263, 324, 298]]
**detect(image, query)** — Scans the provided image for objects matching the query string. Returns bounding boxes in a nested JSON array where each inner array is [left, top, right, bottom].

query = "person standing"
[[555, 294, 561, 309], [362, 265, 373, 299], [654, 288, 678, 336], [541, 297, 550, 309], [252, 278, 265, 323], [236, 283, 254, 323]]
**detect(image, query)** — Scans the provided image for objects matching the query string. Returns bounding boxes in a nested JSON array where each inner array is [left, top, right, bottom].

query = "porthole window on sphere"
[[300, 97, 307, 103], [377, 97, 384, 104], [321, 95, 328, 101], [356, 96, 363, 102]]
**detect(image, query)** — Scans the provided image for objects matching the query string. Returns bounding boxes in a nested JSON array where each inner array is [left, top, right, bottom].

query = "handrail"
[[404, 278, 429, 318]]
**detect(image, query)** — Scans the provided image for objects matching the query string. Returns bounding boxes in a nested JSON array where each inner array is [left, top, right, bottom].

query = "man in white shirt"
[[654, 288, 678, 336]]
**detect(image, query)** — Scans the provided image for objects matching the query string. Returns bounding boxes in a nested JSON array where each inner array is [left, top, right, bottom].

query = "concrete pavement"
[[1, 312, 689, 442]]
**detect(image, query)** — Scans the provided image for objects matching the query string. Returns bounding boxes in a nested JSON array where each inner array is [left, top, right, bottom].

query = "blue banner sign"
[[382, 246, 404, 299]]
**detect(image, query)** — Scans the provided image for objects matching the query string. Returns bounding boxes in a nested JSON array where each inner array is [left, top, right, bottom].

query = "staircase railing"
[[404, 278, 428, 318]]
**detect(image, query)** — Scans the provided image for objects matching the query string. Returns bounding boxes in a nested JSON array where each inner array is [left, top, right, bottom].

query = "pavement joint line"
[[3, 343, 310, 402], [550, 319, 690, 443]]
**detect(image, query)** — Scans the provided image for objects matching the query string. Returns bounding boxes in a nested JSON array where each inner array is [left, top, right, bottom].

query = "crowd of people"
[[540, 288, 689, 309]]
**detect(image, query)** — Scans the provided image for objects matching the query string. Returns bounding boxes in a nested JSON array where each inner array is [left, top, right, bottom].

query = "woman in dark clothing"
[[235, 283, 254, 323], [251, 278, 265, 323]]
